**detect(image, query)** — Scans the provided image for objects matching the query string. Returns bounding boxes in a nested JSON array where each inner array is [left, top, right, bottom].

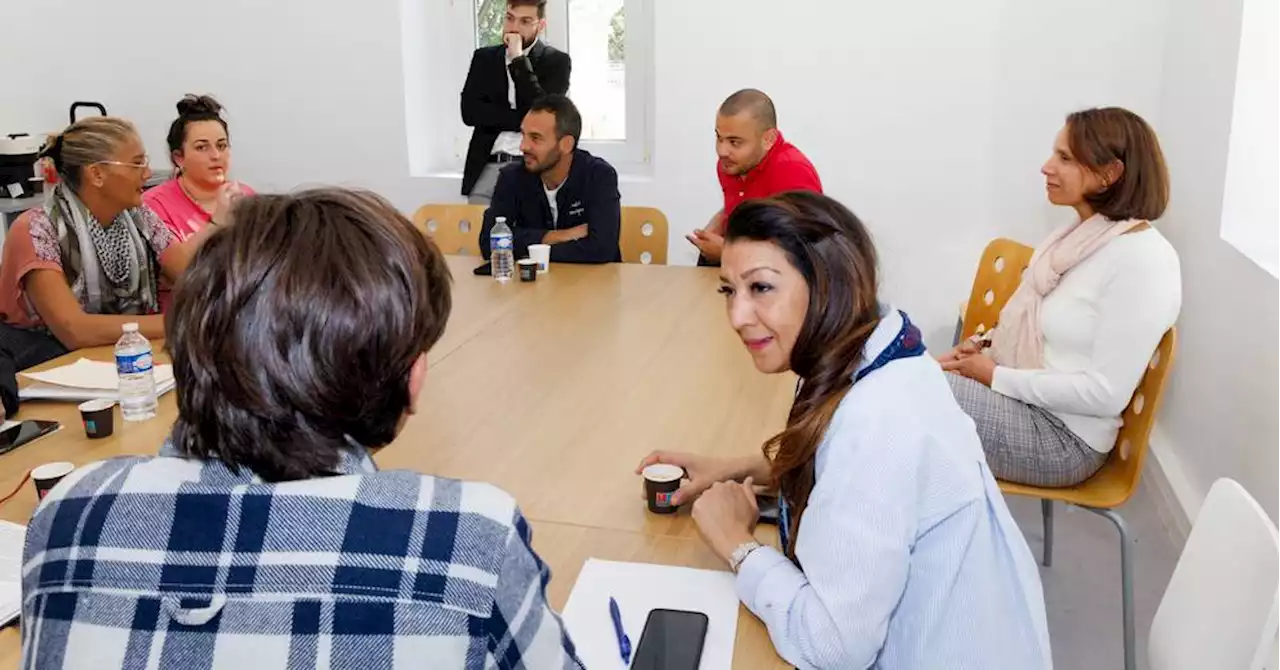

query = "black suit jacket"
[[460, 42, 572, 196], [479, 149, 621, 264]]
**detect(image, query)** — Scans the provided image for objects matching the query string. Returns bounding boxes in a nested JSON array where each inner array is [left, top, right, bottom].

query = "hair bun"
[[38, 132, 64, 163], [176, 94, 223, 118]]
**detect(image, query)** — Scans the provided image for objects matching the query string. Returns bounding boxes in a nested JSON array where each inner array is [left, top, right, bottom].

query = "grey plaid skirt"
[[947, 373, 1107, 487]]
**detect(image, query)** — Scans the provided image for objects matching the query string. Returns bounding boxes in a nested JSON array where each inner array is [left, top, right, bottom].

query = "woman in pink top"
[[144, 95, 253, 310], [144, 94, 254, 243]]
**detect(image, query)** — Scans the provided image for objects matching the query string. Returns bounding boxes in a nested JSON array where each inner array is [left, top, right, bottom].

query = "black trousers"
[[0, 323, 68, 370]]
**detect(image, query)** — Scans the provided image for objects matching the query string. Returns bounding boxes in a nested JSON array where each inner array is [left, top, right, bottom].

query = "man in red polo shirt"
[[687, 89, 823, 265]]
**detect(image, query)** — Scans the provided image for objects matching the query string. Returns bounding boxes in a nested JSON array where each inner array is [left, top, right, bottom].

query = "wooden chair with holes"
[[411, 204, 485, 256], [958, 237, 1178, 670], [619, 207, 668, 265], [956, 238, 1035, 343]]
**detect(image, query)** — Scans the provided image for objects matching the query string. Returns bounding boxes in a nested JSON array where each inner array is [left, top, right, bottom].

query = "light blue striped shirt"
[[736, 308, 1052, 669]]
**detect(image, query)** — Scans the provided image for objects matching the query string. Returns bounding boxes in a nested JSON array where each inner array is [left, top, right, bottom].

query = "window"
[[472, 0, 652, 166], [1219, 0, 1278, 277]]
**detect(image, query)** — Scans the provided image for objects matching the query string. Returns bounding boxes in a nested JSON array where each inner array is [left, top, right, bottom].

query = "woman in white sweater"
[[939, 107, 1181, 487]]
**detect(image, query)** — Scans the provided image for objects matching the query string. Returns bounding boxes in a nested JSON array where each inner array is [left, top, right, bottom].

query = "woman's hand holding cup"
[[636, 450, 734, 507]]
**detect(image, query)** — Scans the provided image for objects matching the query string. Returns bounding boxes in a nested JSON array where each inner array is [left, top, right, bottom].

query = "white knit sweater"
[[991, 227, 1182, 452]]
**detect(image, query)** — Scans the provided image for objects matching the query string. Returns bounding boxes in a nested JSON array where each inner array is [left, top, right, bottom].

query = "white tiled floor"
[[1004, 480, 1184, 670]]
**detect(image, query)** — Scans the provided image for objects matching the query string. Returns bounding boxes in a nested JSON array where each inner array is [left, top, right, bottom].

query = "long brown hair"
[[724, 191, 881, 560]]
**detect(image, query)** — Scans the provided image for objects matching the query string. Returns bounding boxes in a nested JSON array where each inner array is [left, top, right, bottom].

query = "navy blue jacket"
[[480, 149, 621, 264]]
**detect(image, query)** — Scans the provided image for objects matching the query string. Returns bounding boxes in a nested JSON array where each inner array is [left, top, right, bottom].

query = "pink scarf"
[[990, 214, 1144, 369]]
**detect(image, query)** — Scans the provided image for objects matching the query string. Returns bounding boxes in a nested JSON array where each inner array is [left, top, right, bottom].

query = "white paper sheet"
[[21, 358, 174, 391], [561, 559, 741, 670], [19, 376, 176, 402], [0, 520, 27, 626]]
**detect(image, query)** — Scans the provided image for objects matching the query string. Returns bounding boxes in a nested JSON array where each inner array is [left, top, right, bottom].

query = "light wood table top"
[[0, 256, 794, 669]]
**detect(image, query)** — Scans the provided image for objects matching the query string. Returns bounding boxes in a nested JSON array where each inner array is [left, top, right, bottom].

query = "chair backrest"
[[1103, 326, 1176, 502], [411, 204, 485, 256], [1149, 478, 1280, 670], [619, 207, 669, 265], [960, 238, 1035, 340]]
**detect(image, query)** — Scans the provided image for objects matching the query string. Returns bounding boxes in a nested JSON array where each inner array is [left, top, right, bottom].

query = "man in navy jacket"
[[480, 95, 621, 264]]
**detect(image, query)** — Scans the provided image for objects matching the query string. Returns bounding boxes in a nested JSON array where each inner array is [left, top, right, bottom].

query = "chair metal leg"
[[1041, 499, 1054, 567], [1084, 506, 1136, 670]]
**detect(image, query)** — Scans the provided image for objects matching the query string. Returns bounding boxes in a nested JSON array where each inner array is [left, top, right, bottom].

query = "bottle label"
[[117, 352, 153, 375], [493, 234, 513, 251]]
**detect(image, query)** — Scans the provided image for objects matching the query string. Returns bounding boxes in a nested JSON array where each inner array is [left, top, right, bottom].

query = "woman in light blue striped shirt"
[[639, 192, 1052, 669]]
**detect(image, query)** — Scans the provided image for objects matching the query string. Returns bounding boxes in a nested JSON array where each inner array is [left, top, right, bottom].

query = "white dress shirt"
[[992, 226, 1181, 452], [736, 307, 1052, 669], [490, 38, 539, 158]]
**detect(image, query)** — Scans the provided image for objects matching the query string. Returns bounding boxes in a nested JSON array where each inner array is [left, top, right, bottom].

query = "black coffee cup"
[[32, 461, 74, 500], [643, 464, 685, 514], [518, 258, 538, 282], [78, 399, 115, 439]]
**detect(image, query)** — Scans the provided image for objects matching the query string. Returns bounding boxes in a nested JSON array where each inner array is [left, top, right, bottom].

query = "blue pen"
[[608, 597, 631, 664]]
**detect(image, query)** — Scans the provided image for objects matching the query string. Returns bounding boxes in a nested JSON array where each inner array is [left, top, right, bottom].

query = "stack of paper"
[[0, 520, 25, 626], [20, 358, 175, 401], [561, 559, 741, 669]]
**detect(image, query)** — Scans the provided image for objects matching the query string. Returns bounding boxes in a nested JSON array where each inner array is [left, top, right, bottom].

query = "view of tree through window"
[[608, 7, 625, 62], [472, 0, 628, 141], [475, 0, 505, 47], [568, 0, 626, 140]]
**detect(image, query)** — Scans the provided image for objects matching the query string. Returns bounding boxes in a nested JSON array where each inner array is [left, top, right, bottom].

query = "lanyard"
[[778, 311, 925, 554]]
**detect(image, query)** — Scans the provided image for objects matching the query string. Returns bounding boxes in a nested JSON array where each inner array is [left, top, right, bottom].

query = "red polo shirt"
[[716, 131, 823, 232]]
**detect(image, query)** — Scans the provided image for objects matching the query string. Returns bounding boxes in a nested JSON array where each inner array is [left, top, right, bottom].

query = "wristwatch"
[[728, 540, 764, 573]]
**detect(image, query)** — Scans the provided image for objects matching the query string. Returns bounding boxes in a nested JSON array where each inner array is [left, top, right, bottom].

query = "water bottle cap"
[[495, 216, 506, 223], [122, 322, 139, 333]]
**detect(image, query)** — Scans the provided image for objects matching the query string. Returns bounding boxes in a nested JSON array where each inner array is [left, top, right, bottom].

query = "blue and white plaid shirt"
[[20, 442, 582, 669]]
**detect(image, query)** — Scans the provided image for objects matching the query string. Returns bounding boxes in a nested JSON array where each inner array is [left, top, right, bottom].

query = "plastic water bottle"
[[491, 216, 514, 282], [115, 322, 157, 421]]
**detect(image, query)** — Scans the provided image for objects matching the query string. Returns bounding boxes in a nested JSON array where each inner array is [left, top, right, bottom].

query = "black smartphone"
[[631, 608, 709, 670], [472, 261, 492, 276], [756, 494, 780, 525], [0, 420, 61, 456]]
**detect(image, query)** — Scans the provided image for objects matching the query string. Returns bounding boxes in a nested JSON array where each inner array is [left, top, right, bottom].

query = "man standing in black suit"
[[461, 0, 572, 204]]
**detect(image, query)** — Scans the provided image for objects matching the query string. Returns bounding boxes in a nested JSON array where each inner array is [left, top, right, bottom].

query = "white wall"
[[1150, 0, 1280, 523], [0, 0, 1169, 353]]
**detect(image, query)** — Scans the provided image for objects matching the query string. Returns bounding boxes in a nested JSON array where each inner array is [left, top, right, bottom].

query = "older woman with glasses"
[[0, 116, 195, 368]]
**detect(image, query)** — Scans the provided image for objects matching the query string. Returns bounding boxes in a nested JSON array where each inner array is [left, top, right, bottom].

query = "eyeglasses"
[[94, 158, 151, 171]]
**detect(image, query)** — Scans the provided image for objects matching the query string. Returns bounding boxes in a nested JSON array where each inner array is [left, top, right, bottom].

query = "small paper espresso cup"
[[643, 464, 685, 514], [32, 461, 75, 501]]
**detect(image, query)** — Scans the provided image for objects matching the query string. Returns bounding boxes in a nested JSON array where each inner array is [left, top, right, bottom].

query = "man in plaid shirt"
[[20, 189, 582, 669]]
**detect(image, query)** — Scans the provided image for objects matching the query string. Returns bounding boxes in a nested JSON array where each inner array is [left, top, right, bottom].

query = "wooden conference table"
[[0, 256, 796, 669]]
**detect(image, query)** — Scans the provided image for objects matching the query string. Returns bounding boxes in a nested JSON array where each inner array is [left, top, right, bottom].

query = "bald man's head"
[[718, 89, 778, 130], [715, 89, 780, 176]]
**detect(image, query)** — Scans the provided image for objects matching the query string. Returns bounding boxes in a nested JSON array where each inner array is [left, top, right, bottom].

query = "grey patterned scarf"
[[44, 184, 160, 315]]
